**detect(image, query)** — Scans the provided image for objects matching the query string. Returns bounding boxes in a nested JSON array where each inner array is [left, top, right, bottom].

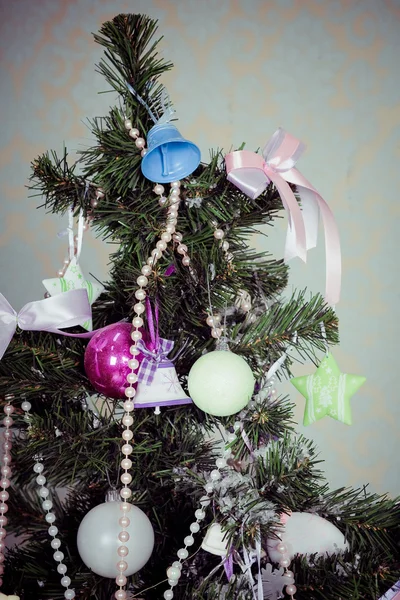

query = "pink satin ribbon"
[[225, 128, 341, 306], [0, 289, 95, 359]]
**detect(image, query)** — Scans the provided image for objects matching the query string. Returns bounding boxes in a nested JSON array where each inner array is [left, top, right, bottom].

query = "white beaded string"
[[0, 401, 14, 589], [162, 443, 235, 600], [115, 181, 189, 600], [124, 117, 251, 597], [21, 400, 76, 599], [124, 118, 147, 157], [213, 225, 233, 263], [119, 120, 194, 598], [272, 538, 297, 598]]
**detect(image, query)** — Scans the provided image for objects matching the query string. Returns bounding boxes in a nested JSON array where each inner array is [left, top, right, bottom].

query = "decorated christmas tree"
[[0, 13, 399, 600]]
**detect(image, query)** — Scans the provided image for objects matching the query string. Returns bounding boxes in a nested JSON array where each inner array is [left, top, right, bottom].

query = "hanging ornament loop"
[[68, 206, 85, 262], [145, 296, 160, 352], [136, 298, 174, 386]]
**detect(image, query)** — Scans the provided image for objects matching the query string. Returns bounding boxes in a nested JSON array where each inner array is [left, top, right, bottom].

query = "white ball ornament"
[[77, 501, 154, 578], [267, 512, 349, 562], [188, 351, 255, 416]]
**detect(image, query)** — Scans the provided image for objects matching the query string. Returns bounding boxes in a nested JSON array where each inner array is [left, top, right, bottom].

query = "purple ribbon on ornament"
[[0, 289, 95, 360], [225, 128, 341, 306], [223, 549, 234, 581], [136, 297, 174, 386], [164, 263, 176, 277], [379, 581, 400, 600]]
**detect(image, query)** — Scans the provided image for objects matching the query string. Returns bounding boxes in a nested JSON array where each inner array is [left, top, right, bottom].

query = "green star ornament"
[[42, 257, 103, 331], [291, 352, 366, 426]]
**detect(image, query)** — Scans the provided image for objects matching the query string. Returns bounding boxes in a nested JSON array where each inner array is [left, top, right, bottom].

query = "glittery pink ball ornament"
[[84, 322, 144, 399]]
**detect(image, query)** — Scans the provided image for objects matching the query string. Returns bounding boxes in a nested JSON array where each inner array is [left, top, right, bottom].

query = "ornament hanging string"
[[58, 200, 86, 263], [145, 296, 160, 352], [143, 295, 190, 363], [135, 298, 174, 386], [125, 83, 175, 125], [67, 205, 85, 262], [319, 322, 329, 356]]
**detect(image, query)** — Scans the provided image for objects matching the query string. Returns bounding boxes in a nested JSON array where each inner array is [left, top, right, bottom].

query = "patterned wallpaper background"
[[0, 0, 399, 496]]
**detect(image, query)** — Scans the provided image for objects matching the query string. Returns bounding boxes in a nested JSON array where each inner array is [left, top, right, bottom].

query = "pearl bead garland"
[[162, 450, 230, 599], [113, 170, 190, 598], [206, 312, 222, 340], [112, 117, 243, 596], [20, 402, 76, 598], [0, 402, 14, 588], [274, 540, 297, 598], [212, 225, 232, 263], [124, 118, 147, 157]]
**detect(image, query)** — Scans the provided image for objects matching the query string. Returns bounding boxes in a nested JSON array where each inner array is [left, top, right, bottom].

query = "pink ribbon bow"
[[225, 128, 341, 306], [0, 289, 95, 359]]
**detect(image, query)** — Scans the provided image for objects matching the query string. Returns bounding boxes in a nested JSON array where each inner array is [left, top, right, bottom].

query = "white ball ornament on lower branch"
[[267, 511, 349, 563], [77, 500, 154, 578], [188, 350, 255, 417]]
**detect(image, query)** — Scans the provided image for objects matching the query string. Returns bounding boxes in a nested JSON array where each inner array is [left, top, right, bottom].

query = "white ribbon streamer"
[[66, 205, 85, 262], [255, 527, 263, 600], [265, 332, 297, 382], [68, 208, 74, 262], [76, 209, 85, 261], [239, 522, 259, 600]]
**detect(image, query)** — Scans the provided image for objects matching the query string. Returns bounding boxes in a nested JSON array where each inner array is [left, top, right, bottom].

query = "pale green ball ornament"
[[188, 350, 255, 416]]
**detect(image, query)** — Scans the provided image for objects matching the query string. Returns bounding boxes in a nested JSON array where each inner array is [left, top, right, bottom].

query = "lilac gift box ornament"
[[134, 299, 192, 413]]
